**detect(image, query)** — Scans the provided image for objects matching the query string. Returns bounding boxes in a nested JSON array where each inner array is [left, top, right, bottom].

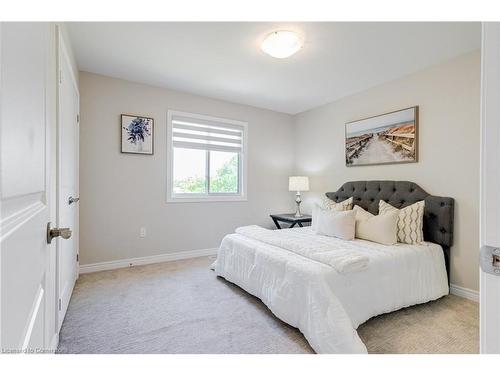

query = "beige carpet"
[[57, 256, 478, 354]]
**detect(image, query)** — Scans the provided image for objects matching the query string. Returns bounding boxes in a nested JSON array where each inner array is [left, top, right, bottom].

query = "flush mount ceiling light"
[[260, 30, 303, 59]]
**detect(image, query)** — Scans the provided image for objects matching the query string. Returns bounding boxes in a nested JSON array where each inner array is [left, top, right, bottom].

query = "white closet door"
[[56, 31, 79, 330]]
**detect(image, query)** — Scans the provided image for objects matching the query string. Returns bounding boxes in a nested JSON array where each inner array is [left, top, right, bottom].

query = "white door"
[[480, 22, 500, 354], [56, 31, 79, 330], [0, 23, 54, 351]]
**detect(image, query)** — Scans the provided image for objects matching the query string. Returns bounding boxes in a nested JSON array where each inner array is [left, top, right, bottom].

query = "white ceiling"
[[68, 22, 480, 114]]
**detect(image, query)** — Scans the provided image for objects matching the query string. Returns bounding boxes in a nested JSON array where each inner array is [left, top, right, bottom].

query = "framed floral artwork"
[[121, 114, 154, 155]]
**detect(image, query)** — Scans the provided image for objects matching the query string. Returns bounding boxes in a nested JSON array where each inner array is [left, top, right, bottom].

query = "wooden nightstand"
[[270, 213, 312, 229]]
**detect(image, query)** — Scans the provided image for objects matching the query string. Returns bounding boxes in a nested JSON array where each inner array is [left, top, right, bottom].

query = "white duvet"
[[214, 227, 449, 354], [235, 225, 369, 273]]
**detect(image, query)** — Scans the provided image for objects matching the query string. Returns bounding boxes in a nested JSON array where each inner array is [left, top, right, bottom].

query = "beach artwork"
[[345, 107, 418, 166]]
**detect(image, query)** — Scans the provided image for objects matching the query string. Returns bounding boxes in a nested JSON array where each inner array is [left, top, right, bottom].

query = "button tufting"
[[440, 228, 446, 233], [440, 202, 445, 207]]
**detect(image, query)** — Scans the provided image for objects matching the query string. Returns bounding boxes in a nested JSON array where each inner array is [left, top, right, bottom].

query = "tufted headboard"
[[326, 181, 454, 278]]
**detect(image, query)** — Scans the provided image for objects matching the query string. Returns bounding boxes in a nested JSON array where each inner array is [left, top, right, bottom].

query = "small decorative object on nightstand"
[[270, 213, 312, 229], [289, 176, 309, 217]]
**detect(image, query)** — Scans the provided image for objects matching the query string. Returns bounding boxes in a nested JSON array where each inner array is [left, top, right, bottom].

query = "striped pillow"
[[378, 200, 425, 244], [322, 196, 353, 211]]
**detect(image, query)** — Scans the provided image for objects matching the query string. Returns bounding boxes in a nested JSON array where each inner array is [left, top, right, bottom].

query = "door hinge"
[[76, 253, 79, 262], [59, 70, 62, 84], [58, 298, 62, 311], [77, 114, 80, 123]]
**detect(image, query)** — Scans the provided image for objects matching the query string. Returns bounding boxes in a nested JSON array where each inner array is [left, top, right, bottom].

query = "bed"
[[214, 181, 454, 354]]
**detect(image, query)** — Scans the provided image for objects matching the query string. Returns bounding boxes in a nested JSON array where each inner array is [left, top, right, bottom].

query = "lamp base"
[[294, 192, 302, 217]]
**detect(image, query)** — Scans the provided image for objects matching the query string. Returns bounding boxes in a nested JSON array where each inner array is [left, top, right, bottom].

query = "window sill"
[[166, 195, 247, 203]]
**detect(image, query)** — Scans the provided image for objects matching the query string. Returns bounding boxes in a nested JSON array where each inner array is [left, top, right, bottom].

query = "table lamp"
[[289, 176, 309, 217]]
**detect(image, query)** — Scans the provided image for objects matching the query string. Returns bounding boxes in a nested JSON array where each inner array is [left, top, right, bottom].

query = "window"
[[167, 110, 247, 202]]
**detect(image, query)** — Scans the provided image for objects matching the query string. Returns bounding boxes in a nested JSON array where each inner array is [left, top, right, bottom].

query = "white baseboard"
[[79, 247, 218, 274], [450, 283, 479, 302]]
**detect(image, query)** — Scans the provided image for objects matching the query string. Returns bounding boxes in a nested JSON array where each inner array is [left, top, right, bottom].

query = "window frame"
[[166, 110, 248, 203]]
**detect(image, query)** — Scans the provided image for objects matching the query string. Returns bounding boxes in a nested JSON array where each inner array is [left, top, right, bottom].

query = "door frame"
[[55, 26, 80, 330], [480, 22, 500, 354]]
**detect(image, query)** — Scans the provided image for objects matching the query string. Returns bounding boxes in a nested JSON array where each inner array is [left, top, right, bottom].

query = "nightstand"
[[270, 213, 312, 229]]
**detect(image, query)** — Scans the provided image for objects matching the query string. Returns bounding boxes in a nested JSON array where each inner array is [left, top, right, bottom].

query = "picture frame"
[[345, 106, 418, 167], [121, 114, 154, 155]]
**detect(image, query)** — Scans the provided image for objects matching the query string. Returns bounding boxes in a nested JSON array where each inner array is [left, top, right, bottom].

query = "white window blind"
[[171, 114, 244, 153], [167, 110, 248, 202]]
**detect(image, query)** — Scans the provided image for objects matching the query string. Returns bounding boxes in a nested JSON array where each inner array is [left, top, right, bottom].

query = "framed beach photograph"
[[345, 106, 418, 166], [121, 114, 154, 155]]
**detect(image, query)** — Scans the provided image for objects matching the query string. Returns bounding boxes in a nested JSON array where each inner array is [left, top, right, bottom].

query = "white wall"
[[294, 51, 481, 291], [79, 51, 480, 292], [79, 72, 295, 265]]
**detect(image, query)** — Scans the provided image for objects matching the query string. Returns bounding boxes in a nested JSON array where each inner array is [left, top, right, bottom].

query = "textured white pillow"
[[378, 200, 425, 244], [353, 205, 398, 245], [312, 205, 356, 240], [322, 196, 353, 211]]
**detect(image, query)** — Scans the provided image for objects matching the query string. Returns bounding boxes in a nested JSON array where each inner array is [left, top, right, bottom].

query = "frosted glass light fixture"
[[261, 31, 303, 59], [289, 176, 309, 217]]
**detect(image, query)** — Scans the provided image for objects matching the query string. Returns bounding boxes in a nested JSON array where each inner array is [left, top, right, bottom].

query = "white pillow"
[[312, 205, 356, 240], [352, 205, 398, 245], [322, 196, 353, 211], [378, 200, 425, 244]]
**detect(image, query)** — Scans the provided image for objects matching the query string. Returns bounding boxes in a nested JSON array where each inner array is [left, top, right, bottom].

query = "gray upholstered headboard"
[[326, 181, 454, 278]]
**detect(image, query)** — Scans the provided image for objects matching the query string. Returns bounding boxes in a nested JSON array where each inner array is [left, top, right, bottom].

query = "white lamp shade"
[[289, 176, 309, 192]]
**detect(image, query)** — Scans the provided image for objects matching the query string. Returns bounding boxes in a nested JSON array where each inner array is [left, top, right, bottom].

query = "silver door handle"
[[68, 196, 80, 205], [480, 246, 500, 275], [47, 222, 72, 244]]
